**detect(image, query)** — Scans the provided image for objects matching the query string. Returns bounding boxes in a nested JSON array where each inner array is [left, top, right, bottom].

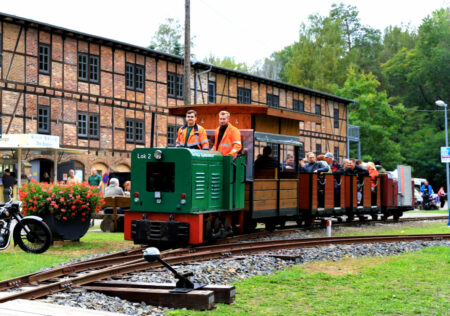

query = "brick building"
[[0, 12, 352, 181]]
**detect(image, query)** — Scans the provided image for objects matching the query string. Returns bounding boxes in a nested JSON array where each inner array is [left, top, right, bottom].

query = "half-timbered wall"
[[0, 15, 349, 177]]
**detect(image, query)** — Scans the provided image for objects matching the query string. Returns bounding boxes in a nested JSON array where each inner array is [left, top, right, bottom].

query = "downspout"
[[346, 104, 350, 159]]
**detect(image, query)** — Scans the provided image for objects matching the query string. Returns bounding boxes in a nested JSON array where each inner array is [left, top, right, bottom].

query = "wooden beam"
[[83, 286, 215, 310], [85, 281, 235, 304]]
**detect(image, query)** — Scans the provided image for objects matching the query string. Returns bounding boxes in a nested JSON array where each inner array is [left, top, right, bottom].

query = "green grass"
[[170, 246, 449, 315], [0, 228, 134, 281], [335, 222, 450, 237], [406, 210, 449, 214]]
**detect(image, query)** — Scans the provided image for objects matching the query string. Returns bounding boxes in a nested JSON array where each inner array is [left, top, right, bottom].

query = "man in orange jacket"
[[212, 110, 242, 158], [176, 110, 209, 150]]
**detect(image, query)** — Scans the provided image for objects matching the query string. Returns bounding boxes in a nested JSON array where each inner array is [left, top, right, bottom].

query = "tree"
[[383, 8, 449, 107], [203, 55, 251, 73], [149, 18, 194, 57], [283, 13, 347, 92], [335, 68, 405, 170]]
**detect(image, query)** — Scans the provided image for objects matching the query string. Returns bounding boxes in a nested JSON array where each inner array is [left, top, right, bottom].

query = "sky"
[[1, 0, 449, 65]]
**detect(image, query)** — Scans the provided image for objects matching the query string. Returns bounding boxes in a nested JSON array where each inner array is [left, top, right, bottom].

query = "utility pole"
[[184, 0, 191, 105]]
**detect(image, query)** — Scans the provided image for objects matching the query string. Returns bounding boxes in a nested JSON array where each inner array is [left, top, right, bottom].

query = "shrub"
[[19, 180, 104, 222]]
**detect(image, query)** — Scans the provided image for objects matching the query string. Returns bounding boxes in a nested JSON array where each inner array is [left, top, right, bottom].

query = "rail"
[[0, 233, 448, 303]]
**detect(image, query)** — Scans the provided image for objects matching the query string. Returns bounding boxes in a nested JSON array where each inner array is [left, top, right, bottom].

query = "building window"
[[167, 125, 177, 146], [126, 120, 134, 142], [168, 73, 176, 97], [78, 53, 99, 83], [237, 87, 251, 104], [293, 100, 304, 112], [208, 81, 216, 103], [126, 119, 145, 144], [89, 115, 99, 138], [334, 146, 340, 162], [77, 113, 99, 139], [78, 54, 88, 81], [315, 104, 321, 115], [176, 74, 184, 99], [168, 72, 183, 99], [37, 107, 50, 134], [267, 94, 279, 108], [316, 143, 322, 156], [126, 63, 145, 92], [39, 44, 50, 74], [135, 65, 144, 91], [334, 108, 339, 128], [126, 63, 135, 89]]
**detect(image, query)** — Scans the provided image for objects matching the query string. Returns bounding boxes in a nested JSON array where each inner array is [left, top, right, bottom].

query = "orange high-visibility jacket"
[[176, 124, 209, 150], [212, 123, 242, 157]]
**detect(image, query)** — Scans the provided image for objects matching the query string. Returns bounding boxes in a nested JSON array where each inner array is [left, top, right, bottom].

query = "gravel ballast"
[[39, 239, 449, 316]]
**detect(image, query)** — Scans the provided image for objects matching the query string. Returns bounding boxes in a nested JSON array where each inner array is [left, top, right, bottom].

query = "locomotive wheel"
[[347, 214, 354, 222], [13, 218, 52, 254], [246, 220, 257, 232], [393, 213, 400, 221], [213, 217, 221, 231], [372, 214, 378, 221], [278, 220, 286, 229], [296, 219, 303, 227], [204, 219, 212, 239], [265, 221, 276, 232]]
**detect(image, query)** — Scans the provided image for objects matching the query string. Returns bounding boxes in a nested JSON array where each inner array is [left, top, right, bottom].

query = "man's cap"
[[324, 152, 334, 159]]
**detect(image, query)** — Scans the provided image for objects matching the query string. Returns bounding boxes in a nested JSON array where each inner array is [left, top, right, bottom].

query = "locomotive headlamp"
[[154, 150, 163, 160]]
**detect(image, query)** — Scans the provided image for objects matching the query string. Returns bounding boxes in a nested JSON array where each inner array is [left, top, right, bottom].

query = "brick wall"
[[0, 17, 349, 177]]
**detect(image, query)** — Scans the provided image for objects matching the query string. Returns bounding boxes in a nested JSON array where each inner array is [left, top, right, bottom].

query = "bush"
[[19, 180, 104, 222]]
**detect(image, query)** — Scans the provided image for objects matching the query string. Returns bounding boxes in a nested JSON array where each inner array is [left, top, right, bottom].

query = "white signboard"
[[0, 134, 60, 149], [441, 147, 450, 163]]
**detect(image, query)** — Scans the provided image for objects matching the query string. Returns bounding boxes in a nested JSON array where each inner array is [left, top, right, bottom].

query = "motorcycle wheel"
[[13, 218, 52, 254]]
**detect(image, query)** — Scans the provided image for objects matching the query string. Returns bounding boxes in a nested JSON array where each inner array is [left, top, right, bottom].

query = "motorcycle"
[[0, 200, 52, 253]]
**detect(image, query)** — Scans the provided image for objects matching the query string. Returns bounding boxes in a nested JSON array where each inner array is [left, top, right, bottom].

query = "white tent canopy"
[[0, 134, 86, 197]]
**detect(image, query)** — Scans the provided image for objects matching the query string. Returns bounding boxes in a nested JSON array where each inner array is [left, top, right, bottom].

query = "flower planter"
[[45, 214, 91, 241], [19, 181, 104, 241]]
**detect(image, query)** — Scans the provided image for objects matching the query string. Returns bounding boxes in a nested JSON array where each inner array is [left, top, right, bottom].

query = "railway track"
[[0, 233, 448, 304], [0, 215, 445, 293]]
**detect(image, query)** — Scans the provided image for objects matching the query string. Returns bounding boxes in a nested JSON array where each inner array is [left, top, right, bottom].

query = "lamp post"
[[436, 100, 450, 225]]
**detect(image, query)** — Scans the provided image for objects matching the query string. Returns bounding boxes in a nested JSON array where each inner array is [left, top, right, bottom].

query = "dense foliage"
[[149, 4, 450, 187], [19, 181, 104, 221]]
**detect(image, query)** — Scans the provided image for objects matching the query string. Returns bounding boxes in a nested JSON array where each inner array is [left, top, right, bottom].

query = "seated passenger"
[[299, 158, 308, 168], [254, 146, 278, 170], [301, 152, 330, 173], [104, 178, 124, 197], [324, 152, 342, 173], [103, 178, 125, 214], [316, 155, 331, 173], [282, 154, 295, 170], [374, 160, 388, 174], [123, 180, 131, 197], [344, 158, 369, 176], [366, 162, 379, 190]]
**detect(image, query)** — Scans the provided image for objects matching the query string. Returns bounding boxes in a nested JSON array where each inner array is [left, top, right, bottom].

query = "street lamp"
[[436, 100, 450, 225]]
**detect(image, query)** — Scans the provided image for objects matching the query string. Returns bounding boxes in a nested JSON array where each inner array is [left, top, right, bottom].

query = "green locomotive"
[[125, 148, 246, 245]]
